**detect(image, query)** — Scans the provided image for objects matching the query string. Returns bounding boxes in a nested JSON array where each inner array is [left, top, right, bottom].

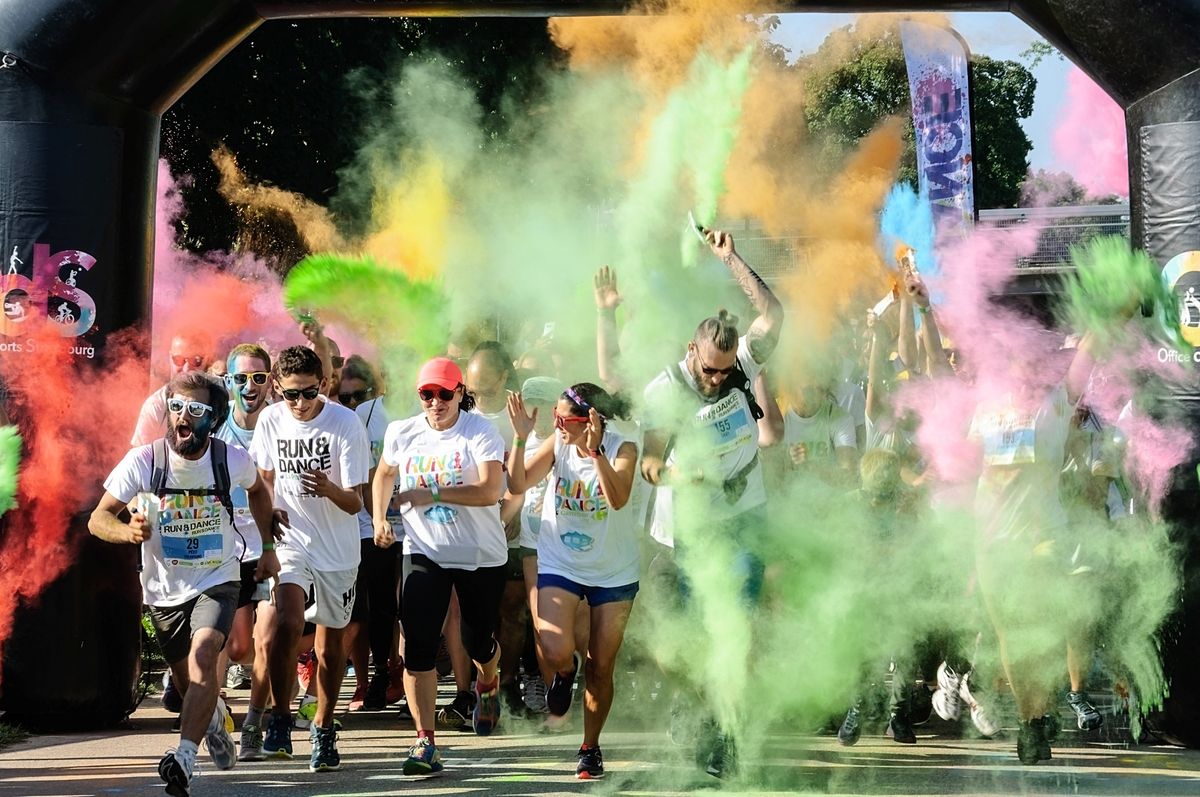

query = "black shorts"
[[149, 582, 240, 664]]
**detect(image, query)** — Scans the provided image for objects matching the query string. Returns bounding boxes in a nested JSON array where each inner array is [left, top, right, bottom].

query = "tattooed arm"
[[707, 229, 783, 364]]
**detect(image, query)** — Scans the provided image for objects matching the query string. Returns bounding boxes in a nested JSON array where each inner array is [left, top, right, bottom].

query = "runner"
[[507, 382, 639, 779]]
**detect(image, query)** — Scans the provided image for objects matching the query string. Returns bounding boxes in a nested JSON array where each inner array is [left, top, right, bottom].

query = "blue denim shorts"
[[537, 572, 639, 606]]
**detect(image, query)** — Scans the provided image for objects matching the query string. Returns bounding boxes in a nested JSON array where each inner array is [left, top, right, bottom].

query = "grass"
[[0, 721, 29, 750]]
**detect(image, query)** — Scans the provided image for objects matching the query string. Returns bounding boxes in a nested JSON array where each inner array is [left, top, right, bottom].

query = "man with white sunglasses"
[[91, 371, 280, 797]]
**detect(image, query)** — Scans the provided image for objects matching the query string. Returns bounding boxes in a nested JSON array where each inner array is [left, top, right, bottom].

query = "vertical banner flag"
[[900, 22, 976, 237]]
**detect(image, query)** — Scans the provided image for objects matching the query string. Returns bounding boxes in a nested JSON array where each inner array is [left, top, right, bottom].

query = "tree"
[[160, 17, 561, 257], [800, 25, 1036, 209]]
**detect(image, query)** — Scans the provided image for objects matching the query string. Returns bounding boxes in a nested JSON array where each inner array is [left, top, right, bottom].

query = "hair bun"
[[717, 308, 740, 327]]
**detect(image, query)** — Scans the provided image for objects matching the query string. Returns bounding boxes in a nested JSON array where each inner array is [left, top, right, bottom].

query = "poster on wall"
[[0, 122, 123, 361]]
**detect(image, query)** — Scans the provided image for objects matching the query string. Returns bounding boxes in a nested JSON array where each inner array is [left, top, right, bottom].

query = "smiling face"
[[275, 373, 326, 422], [419, 384, 462, 430], [166, 385, 215, 457], [227, 354, 270, 415]]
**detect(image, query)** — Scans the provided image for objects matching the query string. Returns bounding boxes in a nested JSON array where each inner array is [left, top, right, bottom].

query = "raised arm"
[[594, 266, 624, 391], [904, 271, 951, 377], [506, 391, 556, 493], [707, 229, 783, 364]]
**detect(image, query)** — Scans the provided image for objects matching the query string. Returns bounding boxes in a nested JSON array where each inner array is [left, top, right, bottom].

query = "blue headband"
[[564, 387, 594, 415]]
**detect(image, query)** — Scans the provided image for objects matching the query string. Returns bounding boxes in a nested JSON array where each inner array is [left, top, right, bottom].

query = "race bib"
[[140, 491, 226, 569], [696, 392, 753, 457]]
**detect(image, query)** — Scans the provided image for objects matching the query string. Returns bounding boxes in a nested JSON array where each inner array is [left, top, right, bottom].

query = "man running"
[[90, 372, 280, 797]]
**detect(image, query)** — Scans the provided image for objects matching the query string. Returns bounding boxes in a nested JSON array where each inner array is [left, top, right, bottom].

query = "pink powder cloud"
[[1050, 68, 1129, 198]]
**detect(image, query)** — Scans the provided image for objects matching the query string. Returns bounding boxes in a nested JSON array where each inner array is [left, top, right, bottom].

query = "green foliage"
[[0, 721, 28, 750], [800, 25, 1036, 208]]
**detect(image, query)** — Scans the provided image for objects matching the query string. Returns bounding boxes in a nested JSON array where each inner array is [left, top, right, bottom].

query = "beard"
[[167, 423, 209, 457]]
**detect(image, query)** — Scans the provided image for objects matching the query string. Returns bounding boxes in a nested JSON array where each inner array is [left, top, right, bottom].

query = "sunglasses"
[[171, 354, 206, 369], [339, 388, 373, 405], [693, 348, 736, 376], [553, 412, 589, 430], [281, 385, 322, 401], [419, 387, 457, 403], [230, 371, 270, 386], [167, 397, 214, 418]]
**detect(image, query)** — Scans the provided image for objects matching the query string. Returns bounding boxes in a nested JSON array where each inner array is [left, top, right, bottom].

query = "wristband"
[[430, 482, 441, 503], [514, 438, 526, 448], [588, 448, 603, 459], [918, 305, 931, 314], [262, 542, 275, 552]]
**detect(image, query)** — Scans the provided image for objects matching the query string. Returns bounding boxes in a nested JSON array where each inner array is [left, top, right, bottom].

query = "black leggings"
[[350, 539, 400, 675], [401, 553, 506, 673]]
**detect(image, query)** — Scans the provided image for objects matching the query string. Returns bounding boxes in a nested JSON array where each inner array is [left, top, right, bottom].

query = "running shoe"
[[547, 653, 580, 717], [1017, 717, 1049, 765], [225, 663, 252, 691], [959, 671, 1000, 738], [705, 730, 736, 779], [887, 710, 917, 744], [403, 736, 444, 776], [837, 702, 862, 747], [205, 697, 237, 770], [385, 660, 406, 705], [931, 661, 962, 721], [1067, 690, 1104, 731], [1042, 711, 1062, 744], [348, 682, 368, 712], [363, 670, 389, 710], [437, 690, 475, 729], [296, 650, 316, 692], [576, 745, 604, 779], [294, 694, 318, 730], [238, 724, 265, 762], [161, 673, 183, 714], [523, 676, 549, 715], [158, 749, 194, 797], [309, 725, 341, 772], [473, 680, 501, 736], [263, 712, 293, 759]]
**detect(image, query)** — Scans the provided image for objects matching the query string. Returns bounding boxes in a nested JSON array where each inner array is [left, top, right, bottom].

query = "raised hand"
[[904, 271, 931, 309], [583, 407, 604, 452], [594, 266, 622, 311], [507, 391, 537, 440], [706, 229, 735, 259]]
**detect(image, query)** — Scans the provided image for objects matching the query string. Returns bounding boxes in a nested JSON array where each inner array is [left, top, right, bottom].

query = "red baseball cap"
[[416, 357, 463, 391]]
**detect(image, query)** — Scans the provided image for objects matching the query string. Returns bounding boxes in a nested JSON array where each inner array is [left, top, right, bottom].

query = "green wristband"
[[262, 542, 275, 552], [515, 438, 527, 448]]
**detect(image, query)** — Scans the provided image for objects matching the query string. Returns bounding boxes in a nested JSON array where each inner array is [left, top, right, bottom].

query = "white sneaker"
[[523, 676, 549, 714], [293, 694, 318, 731], [225, 663, 252, 690], [959, 671, 1000, 738], [205, 697, 238, 771], [158, 749, 195, 797], [931, 662, 962, 721]]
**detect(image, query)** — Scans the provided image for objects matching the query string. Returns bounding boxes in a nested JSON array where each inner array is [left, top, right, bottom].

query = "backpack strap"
[[209, 438, 237, 525], [150, 438, 169, 496]]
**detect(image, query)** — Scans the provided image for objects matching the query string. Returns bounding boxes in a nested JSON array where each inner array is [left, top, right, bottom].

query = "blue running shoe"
[[309, 725, 341, 772], [473, 681, 501, 736], [402, 737, 444, 776], [262, 712, 293, 759]]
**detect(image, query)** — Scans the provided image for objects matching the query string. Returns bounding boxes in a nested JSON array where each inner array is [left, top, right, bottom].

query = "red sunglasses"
[[553, 412, 588, 430]]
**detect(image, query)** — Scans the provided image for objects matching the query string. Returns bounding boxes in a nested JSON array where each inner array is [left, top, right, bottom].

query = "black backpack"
[[149, 437, 237, 526]]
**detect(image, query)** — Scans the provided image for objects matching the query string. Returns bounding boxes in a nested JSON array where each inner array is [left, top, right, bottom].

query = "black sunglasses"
[[339, 388, 373, 405], [693, 348, 736, 376], [281, 385, 322, 401], [419, 387, 457, 403]]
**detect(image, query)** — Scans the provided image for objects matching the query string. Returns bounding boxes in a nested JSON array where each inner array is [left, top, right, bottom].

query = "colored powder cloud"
[[1051, 67, 1129, 198]]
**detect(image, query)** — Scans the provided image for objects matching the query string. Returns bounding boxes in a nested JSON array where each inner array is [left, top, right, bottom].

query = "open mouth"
[[175, 424, 194, 441]]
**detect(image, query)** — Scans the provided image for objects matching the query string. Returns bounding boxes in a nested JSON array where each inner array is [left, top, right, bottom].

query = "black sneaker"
[[887, 711, 916, 744], [309, 725, 341, 772], [705, 731, 736, 779], [547, 653, 580, 717], [1066, 691, 1103, 731], [576, 745, 604, 779], [363, 670, 389, 711], [162, 676, 183, 714], [1017, 717, 1048, 765], [437, 690, 475, 730], [837, 703, 862, 747]]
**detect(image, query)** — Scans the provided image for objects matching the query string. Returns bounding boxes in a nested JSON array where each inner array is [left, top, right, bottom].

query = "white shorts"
[[277, 545, 357, 630]]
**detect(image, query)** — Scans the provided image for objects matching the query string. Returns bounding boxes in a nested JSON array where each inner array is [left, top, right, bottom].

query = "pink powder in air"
[[1050, 68, 1129, 198]]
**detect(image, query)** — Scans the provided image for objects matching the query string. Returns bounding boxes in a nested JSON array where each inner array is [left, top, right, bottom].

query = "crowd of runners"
[[88, 229, 1133, 797]]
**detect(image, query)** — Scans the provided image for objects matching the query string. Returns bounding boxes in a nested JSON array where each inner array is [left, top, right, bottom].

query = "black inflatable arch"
[[1, 0, 1199, 737]]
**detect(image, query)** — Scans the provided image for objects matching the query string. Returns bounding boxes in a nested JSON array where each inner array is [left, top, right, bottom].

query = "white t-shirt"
[[130, 386, 167, 447], [355, 398, 392, 540], [538, 429, 640, 587], [644, 336, 765, 547], [104, 441, 257, 607], [782, 403, 858, 460], [250, 398, 371, 571], [970, 385, 1073, 542], [518, 431, 551, 550], [382, 410, 508, 570], [216, 416, 261, 560]]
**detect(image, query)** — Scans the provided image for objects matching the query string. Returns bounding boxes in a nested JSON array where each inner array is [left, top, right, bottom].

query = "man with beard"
[[249, 346, 370, 773], [214, 343, 281, 761], [640, 228, 783, 778], [90, 372, 280, 797]]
